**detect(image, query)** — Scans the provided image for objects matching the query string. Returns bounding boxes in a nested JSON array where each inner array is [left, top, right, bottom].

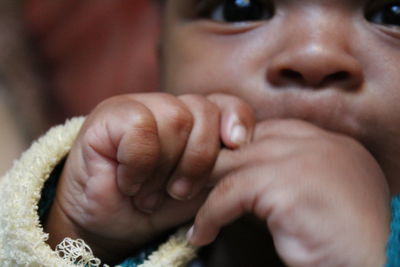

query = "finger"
[[254, 119, 325, 141], [84, 97, 161, 197], [167, 95, 221, 200], [209, 119, 327, 185], [116, 110, 160, 196], [188, 169, 271, 246], [207, 93, 255, 149], [208, 129, 312, 187], [131, 93, 194, 212]]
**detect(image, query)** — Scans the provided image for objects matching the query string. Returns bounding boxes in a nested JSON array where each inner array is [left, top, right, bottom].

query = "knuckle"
[[123, 122, 160, 165], [95, 95, 138, 112], [205, 103, 220, 120], [230, 97, 253, 115], [164, 104, 194, 133], [268, 192, 299, 230], [96, 95, 125, 107], [188, 144, 217, 162], [183, 152, 215, 175], [125, 116, 158, 148], [130, 111, 154, 130], [181, 94, 220, 118], [208, 93, 252, 112], [179, 94, 205, 103], [95, 96, 157, 131], [123, 138, 159, 165], [215, 175, 237, 196]]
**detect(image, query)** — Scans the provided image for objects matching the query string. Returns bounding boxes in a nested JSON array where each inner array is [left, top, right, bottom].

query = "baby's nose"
[[267, 43, 363, 90]]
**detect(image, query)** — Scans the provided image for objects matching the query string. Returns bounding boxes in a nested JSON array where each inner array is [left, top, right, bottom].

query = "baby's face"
[[161, 0, 400, 191]]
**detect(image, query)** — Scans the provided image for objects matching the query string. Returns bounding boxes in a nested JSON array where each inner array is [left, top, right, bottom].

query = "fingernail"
[[186, 225, 195, 242], [230, 124, 247, 145], [137, 193, 161, 213], [169, 177, 192, 200]]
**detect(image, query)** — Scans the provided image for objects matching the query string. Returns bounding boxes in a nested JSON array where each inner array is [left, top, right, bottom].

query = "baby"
[[2, 0, 399, 266]]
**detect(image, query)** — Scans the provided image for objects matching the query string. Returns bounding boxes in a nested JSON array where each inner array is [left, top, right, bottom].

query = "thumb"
[[207, 93, 255, 149]]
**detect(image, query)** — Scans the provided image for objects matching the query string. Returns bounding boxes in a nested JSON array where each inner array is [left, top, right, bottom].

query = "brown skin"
[[162, 0, 395, 265], [45, 0, 397, 265], [190, 119, 389, 266], [45, 93, 255, 264], [161, 0, 400, 194]]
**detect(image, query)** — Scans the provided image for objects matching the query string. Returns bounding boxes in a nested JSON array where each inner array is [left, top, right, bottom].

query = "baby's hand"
[[189, 119, 390, 267], [44, 92, 255, 264]]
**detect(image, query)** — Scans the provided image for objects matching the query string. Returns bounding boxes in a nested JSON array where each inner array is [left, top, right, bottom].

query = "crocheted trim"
[[54, 227, 197, 267], [0, 116, 197, 266], [56, 238, 102, 266]]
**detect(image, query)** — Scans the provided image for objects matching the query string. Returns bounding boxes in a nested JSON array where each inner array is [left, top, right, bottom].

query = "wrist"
[[44, 198, 80, 249], [44, 198, 139, 265]]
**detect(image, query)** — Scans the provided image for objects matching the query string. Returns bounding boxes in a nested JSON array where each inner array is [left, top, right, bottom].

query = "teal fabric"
[[38, 159, 64, 222], [116, 246, 156, 267], [386, 195, 400, 267]]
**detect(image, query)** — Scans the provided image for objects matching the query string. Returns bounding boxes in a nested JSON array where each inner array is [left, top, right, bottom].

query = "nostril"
[[325, 71, 350, 83], [279, 69, 352, 88], [281, 69, 303, 80]]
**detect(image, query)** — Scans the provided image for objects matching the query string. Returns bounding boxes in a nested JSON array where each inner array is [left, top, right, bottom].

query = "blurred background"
[[0, 0, 161, 175]]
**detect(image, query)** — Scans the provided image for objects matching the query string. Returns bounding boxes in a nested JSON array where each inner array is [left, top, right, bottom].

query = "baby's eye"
[[205, 0, 274, 23], [366, 2, 400, 27]]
